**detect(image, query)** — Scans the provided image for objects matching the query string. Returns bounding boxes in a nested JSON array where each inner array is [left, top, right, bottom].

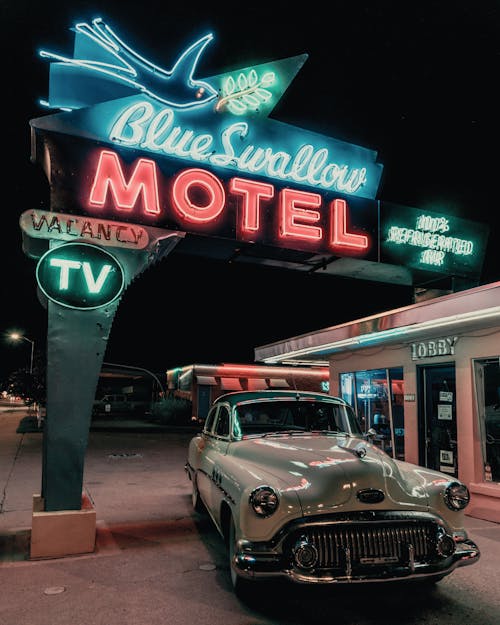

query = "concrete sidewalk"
[[0, 409, 255, 625], [0, 408, 198, 560]]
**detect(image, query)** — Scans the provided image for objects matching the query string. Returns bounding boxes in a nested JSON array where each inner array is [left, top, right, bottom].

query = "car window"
[[234, 400, 362, 437], [214, 406, 231, 438], [204, 406, 217, 434]]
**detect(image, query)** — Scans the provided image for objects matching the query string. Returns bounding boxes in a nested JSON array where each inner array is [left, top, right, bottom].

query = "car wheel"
[[229, 517, 252, 596], [191, 474, 204, 513]]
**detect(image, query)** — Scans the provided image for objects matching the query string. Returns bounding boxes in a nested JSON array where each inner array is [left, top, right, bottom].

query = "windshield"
[[233, 399, 362, 438]]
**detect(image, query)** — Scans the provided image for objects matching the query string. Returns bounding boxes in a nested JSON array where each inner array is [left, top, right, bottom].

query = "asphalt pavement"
[[1, 406, 500, 625]]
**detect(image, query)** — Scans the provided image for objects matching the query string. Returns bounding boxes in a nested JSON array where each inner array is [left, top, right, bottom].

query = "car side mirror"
[[365, 427, 377, 439]]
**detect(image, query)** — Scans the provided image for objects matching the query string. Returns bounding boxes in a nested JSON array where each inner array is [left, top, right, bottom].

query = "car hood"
[[230, 434, 429, 515]]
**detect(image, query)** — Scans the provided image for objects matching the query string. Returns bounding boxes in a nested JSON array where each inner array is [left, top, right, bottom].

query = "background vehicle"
[[185, 390, 480, 595], [92, 393, 150, 418]]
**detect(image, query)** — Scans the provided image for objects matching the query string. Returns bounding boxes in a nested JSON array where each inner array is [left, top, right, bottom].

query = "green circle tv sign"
[[36, 242, 125, 310]]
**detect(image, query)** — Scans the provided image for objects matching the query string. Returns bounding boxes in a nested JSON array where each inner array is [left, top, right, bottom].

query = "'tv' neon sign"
[[36, 242, 125, 309]]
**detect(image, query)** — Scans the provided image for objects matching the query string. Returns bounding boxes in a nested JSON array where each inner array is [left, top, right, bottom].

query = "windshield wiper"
[[241, 432, 268, 439], [309, 429, 348, 436], [262, 429, 306, 437], [263, 429, 349, 437]]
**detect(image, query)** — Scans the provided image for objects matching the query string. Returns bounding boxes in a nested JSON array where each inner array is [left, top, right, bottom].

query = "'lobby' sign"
[[410, 337, 458, 360]]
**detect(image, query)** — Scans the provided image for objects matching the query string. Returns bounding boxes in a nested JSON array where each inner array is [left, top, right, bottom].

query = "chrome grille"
[[288, 522, 436, 569]]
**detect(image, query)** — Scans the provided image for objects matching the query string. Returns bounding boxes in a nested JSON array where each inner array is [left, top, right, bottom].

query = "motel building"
[[166, 363, 330, 423], [254, 280, 500, 524]]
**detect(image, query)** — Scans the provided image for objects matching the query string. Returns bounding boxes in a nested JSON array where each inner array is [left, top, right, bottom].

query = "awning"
[[196, 375, 217, 386], [220, 378, 243, 391], [255, 282, 500, 365], [268, 378, 290, 388], [247, 378, 268, 391]]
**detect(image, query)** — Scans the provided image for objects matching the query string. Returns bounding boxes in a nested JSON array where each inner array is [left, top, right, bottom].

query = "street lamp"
[[9, 332, 35, 374]]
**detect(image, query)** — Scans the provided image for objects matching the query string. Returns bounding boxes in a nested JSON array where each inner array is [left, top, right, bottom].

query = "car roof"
[[213, 389, 348, 406]]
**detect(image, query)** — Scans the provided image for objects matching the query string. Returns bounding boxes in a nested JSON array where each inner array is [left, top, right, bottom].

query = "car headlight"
[[249, 486, 279, 517], [444, 481, 470, 510]]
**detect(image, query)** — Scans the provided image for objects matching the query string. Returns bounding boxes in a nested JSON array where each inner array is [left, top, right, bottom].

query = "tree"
[[1, 352, 46, 407]]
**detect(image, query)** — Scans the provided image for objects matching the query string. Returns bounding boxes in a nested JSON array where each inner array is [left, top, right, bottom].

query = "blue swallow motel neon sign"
[[32, 18, 384, 259]]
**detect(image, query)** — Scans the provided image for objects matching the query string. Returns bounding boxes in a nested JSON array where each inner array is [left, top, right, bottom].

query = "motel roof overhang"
[[170, 234, 430, 286], [254, 280, 500, 365]]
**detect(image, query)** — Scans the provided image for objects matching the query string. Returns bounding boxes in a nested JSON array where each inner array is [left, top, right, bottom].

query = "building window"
[[339, 367, 405, 460], [473, 357, 500, 482]]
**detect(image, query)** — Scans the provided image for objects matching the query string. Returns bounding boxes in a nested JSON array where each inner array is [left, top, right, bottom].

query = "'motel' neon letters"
[[88, 149, 369, 253]]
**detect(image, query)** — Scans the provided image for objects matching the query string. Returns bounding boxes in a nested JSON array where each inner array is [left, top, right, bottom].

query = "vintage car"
[[185, 390, 480, 593]]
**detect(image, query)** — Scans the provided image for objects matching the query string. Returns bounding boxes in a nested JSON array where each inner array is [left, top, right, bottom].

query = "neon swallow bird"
[[39, 17, 217, 110]]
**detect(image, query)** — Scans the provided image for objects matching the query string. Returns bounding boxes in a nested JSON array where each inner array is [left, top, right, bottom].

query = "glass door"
[[340, 367, 405, 459], [418, 364, 457, 476]]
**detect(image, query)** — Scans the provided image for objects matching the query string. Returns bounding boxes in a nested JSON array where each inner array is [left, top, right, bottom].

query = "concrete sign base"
[[30, 493, 96, 559]]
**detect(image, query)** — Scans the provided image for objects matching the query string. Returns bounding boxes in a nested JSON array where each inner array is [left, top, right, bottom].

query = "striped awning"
[[220, 378, 243, 390], [268, 378, 290, 388], [247, 378, 268, 391], [196, 375, 217, 386]]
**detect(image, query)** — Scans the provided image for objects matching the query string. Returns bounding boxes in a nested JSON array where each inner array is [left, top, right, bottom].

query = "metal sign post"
[[23, 229, 184, 511]]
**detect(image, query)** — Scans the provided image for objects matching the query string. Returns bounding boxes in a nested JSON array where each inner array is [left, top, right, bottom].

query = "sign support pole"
[[42, 301, 119, 509]]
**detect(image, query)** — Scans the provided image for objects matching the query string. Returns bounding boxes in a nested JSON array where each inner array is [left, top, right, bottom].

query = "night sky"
[[1, 0, 499, 380]]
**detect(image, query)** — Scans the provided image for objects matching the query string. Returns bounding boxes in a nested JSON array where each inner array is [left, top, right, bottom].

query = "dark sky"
[[1, 0, 499, 380]]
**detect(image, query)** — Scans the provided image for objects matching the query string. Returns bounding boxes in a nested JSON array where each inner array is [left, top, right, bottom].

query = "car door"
[[195, 406, 218, 508], [206, 404, 232, 527], [195, 404, 231, 518]]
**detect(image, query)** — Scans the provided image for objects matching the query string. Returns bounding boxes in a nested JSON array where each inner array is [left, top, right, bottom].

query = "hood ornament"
[[339, 441, 367, 459]]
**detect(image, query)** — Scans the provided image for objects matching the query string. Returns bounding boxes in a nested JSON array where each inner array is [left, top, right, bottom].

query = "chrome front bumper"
[[232, 512, 481, 584]]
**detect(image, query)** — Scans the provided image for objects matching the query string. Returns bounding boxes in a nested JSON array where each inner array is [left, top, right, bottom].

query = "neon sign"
[[386, 216, 473, 267], [39, 18, 218, 109], [216, 69, 276, 115], [380, 203, 489, 278], [20, 210, 149, 249], [36, 242, 125, 309], [35, 18, 383, 202], [27, 19, 490, 292], [107, 101, 370, 195], [84, 149, 370, 254]]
